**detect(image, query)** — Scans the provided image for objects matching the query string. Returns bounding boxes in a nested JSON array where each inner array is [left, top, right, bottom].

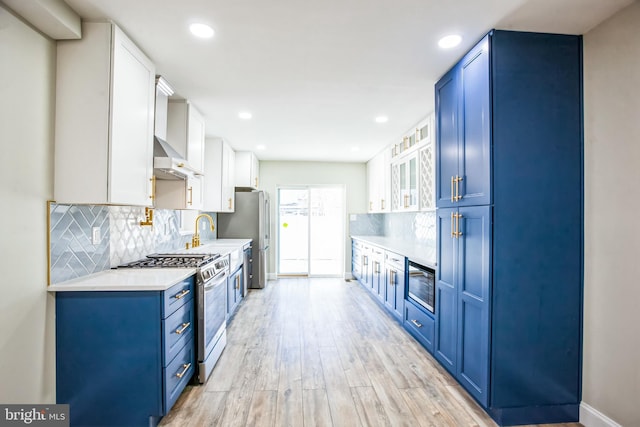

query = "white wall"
[[582, 3, 640, 426], [0, 5, 57, 403], [259, 161, 367, 276]]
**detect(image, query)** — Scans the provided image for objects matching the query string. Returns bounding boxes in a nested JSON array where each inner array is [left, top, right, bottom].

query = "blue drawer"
[[163, 276, 194, 318], [163, 337, 195, 414], [404, 300, 435, 353], [163, 301, 195, 366]]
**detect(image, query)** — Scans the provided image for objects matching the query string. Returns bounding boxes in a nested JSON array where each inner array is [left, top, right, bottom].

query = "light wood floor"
[[160, 278, 582, 427]]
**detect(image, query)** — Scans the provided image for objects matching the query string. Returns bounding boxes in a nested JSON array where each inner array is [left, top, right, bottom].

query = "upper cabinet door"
[[435, 66, 460, 208], [235, 151, 259, 189], [54, 22, 155, 206], [436, 35, 491, 208], [459, 38, 491, 207], [109, 26, 156, 206]]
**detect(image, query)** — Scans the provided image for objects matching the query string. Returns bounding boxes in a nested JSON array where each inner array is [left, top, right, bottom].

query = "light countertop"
[[48, 268, 196, 292], [351, 235, 436, 269]]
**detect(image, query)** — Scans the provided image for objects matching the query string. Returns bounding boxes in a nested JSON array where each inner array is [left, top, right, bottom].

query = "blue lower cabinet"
[[404, 300, 435, 353], [56, 276, 196, 427]]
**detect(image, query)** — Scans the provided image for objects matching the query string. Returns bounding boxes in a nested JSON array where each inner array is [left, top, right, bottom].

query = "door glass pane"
[[278, 189, 309, 274], [309, 187, 343, 276]]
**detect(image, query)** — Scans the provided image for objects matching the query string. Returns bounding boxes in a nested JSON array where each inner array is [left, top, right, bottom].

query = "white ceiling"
[[62, 0, 632, 162]]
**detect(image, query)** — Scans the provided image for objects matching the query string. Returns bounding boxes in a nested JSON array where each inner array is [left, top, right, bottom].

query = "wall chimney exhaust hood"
[[153, 76, 195, 180]]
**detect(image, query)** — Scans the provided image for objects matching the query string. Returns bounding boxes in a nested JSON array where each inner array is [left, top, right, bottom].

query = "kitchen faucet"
[[191, 213, 215, 248]]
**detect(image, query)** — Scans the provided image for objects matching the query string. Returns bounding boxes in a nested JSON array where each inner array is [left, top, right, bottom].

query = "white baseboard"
[[267, 273, 277, 281], [344, 272, 354, 280], [580, 402, 622, 427]]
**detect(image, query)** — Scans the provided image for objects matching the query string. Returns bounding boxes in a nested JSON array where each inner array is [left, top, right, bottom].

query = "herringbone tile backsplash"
[[50, 204, 110, 284], [50, 204, 217, 284]]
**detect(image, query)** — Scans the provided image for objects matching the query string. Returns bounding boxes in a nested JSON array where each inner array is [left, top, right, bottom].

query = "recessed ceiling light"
[[256, 144, 266, 150], [190, 23, 214, 39], [238, 112, 252, 120], [350, 147, 360, 152], [375, 116, 388, 123], [438, 34, 462, 49]]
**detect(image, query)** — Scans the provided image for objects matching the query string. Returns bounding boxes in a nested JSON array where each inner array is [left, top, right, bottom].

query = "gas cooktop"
[[118, 253, 220, 269]]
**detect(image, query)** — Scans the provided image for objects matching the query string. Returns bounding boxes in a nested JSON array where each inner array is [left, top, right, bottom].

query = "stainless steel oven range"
[[119, 253, 229, 384]]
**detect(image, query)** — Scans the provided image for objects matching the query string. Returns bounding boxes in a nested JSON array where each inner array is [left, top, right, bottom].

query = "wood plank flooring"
[[160, 278, 582, 427]]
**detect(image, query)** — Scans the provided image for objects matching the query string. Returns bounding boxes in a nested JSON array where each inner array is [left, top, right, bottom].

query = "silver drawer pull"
[[176, 363, 191, 379], [411, 319, 423, 328], [174, 289, 190, 300], [175, 322, 191, 335]]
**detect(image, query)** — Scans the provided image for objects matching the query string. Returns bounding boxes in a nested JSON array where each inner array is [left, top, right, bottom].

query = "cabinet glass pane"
[[409, 157, 417, 206]]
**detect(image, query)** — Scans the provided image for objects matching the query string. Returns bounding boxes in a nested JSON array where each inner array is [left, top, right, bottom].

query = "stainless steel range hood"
[[153, 76, 194, 180]]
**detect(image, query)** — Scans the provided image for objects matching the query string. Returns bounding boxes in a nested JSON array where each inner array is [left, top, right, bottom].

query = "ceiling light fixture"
[[438, 34, 462, 49], [256, 144, 266, 150], [375, 116, 388, 123], [351, 147, 360, 152], [238, 112, 252, 120], [190, 23, 214, 39]]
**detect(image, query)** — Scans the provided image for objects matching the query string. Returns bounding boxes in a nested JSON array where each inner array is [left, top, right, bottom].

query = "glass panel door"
[[278, 188, 309, 275], [309, 187, 344, 276], [277, 186, 344, 277]]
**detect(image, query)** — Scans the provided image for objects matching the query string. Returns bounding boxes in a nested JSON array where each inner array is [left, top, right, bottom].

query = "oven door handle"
[[204, 272, 228, 291]]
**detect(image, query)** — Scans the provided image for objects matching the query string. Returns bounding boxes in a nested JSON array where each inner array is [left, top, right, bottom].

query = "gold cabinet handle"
[[381, 199, 385, 210], [175, 322, 191, 335], [177, 162, 185, 168], [455, 176, 463, 201], [188, 186, 193, 206], [255, 177, 259, 188], [228, 198, 233, 210], [411, 319, 423, 328], [451, 212, 455, 238], [174, 289, 190, 300], [149, 175, 156, 200], [451, 176, 454, 203], [176, 363, 191, 379], [404, 194, 409, 208], [390, 270, 395, 286], [236, 276, 240, 289], [453, 213, 463, 238]]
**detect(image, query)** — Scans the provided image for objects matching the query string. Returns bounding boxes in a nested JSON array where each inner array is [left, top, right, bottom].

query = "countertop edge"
[[351, 235, 437, 269], [47, 268, 197, 292]]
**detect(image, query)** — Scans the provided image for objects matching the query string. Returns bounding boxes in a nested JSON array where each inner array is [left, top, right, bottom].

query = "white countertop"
[[48, 268, 196, 292], [351, 235, 437, 269]]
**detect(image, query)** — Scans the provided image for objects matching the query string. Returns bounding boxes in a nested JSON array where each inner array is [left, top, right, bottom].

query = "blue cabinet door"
[[459, 38, 491, 207], [435, 208, 457, 374], [435, 67, 460, 208], [456, 205, 491, 407], [436, 35, 491, 209]]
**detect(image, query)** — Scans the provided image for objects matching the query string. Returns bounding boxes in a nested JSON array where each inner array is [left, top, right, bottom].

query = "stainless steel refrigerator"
[[217, 191, 270, 288]]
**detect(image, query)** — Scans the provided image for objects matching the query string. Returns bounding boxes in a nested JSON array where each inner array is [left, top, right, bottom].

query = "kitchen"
[[0, 1, 638, 427]]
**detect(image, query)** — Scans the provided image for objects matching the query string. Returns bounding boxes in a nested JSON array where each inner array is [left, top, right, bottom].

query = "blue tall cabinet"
[[434, 30, 583, 425]]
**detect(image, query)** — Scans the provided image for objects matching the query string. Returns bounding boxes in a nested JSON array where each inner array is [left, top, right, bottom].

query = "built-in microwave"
[[407, 261, 435, 313]]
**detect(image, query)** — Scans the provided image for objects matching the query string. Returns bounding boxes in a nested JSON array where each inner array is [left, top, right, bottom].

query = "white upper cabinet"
[[167, 100, 205, 175], [54, 22, 155, 206], [367, 149, 391, 213], [203, 138, 236, 212], [235, 151, 260, 189]]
